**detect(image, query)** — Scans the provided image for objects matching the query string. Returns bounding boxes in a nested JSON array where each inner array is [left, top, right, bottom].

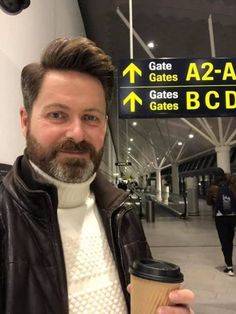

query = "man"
[[207, 168, 236, 276], [0, 37, 194, 313]]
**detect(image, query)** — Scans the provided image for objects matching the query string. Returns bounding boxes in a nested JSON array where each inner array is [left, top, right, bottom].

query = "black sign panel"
[[118, 58, 236, 118], [115, 162, 132, 166]]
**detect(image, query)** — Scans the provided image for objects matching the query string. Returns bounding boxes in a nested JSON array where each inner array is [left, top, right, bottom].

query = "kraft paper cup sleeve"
[[130, 259, 184, 314]]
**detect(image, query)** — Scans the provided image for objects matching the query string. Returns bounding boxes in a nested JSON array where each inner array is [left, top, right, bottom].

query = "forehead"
[[33, 70, 106, 113]]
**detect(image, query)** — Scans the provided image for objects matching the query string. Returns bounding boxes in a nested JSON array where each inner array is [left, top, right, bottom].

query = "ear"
[[19, 106, 29, 138]]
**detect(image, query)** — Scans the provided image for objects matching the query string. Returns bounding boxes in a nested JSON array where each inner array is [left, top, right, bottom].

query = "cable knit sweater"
[[30, 163, 127, 314]]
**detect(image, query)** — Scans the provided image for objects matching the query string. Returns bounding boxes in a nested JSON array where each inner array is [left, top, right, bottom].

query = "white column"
[[139, 175, 146, 189], [156, 168, 162, 201], [171, 163, 179, 195], [215, 145, 231, 174], [162, 185, 169, 204], [186, 177, 199, 216]]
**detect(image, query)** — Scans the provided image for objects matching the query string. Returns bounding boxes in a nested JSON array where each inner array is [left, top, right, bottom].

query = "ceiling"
[[78, 0, 236, 178]]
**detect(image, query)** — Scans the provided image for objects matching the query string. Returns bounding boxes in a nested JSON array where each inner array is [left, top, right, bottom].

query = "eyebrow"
[[43, 103, 69, 111], [43, 103, 106, 115]]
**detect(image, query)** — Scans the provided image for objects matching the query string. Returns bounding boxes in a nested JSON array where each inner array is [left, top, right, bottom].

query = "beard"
[[26, 131, 104, 183]]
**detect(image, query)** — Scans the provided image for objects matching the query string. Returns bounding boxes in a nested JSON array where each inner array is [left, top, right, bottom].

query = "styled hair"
[[21, 37, 115, 114]]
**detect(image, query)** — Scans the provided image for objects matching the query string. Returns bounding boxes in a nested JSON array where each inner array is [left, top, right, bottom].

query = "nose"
[[65, 118, 86, 142]]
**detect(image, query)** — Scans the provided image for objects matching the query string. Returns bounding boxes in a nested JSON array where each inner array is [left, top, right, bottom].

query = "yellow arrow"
[[123, 92, 143, 112], [122, 63, 142, 84]]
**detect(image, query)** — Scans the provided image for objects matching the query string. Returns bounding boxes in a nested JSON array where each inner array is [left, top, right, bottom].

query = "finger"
[[168, 289, 195, 305], [157, 305, 194, 314], [127, 283, 131, 294]]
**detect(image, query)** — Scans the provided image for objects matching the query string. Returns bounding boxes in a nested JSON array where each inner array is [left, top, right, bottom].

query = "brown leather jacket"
[[0, 155, 152, 314]]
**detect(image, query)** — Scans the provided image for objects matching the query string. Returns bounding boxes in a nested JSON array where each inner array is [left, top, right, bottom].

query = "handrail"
[[128, 184, 188, 219]]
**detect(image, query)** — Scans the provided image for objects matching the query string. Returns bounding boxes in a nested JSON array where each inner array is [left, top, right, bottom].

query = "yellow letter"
[[150, 102, 157, 110], [186, 91, 200, 109], [222, 62, 236, 80], [186, 63, 201, 81], [205, 91, 220, 109], [225, 91, 236, 109], [149, 73, 156, 82]]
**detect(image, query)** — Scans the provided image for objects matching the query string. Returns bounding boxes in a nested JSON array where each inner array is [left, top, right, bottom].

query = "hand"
[[126, 285, 195, 314], [156, 289, 195, 314]]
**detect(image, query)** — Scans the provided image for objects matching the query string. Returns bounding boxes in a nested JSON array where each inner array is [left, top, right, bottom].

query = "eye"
[[48, 111, 67, 121], [82, 114, 99, 123]]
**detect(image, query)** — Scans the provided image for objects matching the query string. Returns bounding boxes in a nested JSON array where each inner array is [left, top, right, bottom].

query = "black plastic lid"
[[129, 259, 184, 283]]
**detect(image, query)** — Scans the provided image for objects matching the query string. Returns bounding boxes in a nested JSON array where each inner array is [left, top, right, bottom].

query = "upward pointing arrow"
[[123, 92, 143, 112], [122, 63, 142, 84]]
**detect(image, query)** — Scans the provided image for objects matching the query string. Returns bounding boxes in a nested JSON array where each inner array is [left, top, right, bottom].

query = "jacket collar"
[[3, 155, 129, 217], [3, 155, 58, 220], [91, 172, 130, 211]]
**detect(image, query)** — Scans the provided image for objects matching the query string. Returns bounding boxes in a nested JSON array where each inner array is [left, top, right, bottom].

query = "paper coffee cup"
[[129, 259, 184, 314]]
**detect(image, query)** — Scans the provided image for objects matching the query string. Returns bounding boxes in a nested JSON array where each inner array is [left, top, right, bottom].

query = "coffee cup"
[[129, 259, 184, 314]]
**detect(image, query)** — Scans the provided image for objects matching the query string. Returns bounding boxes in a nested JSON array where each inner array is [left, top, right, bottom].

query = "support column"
[[139, 175, 146, 189], [172, 163, 179, 195], [215, 145, 231, 174], [156, 168, 162, 201], [186, 177, 199, 216], [162, 185, 169, 204]]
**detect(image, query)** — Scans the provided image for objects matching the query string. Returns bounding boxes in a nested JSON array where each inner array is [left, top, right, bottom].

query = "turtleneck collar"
[[30, 161, 96, 209]]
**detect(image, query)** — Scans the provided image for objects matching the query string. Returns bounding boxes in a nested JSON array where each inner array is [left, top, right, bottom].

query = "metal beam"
[[116, 7, 155, 58], [201, 118, 219, 145], [218, 117, 224, 144], [223, 117, 233, 141], [226, 128, 236, 145], [181, 118, 215, 145]]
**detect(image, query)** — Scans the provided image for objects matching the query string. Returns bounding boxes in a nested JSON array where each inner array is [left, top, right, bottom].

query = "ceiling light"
[[130, 138, 134, 142], [156, 157, 159, 160], [178, 141, 183, 146], [188, 133, 194, 139], [132, 121, 137, 126], [147, 41, 155, 48], [113, 173, 119, 176], [128, 147, 132, 151]]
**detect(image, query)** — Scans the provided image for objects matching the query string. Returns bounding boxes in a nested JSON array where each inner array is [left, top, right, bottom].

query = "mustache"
[[56, 140, 96, 154]]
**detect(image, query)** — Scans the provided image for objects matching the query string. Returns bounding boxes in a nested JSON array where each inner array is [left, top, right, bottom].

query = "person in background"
[[0, 37, 194, 313], [207, 168, 236, 276]]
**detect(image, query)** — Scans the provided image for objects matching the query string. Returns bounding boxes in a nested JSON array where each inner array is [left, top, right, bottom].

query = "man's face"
[[20, 70, 107, 183]]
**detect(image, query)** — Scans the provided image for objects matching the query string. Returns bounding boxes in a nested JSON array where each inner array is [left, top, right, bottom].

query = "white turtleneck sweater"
[[30, 163, 127, 314]]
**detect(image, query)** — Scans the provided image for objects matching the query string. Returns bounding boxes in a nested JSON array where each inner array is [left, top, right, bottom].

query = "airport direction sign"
[[115, 162, 132, 166], [118, 58, 236, 118]]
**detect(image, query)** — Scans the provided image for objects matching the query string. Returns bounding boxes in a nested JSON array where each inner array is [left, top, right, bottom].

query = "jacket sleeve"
[[0, 189, 6, 313], [113, 203, 152, 312], [0, 214, 4, 312], [116, 203, 152, 283]]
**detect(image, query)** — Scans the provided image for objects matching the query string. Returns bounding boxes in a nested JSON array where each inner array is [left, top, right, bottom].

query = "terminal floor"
[[142, 199, 236, 314]]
